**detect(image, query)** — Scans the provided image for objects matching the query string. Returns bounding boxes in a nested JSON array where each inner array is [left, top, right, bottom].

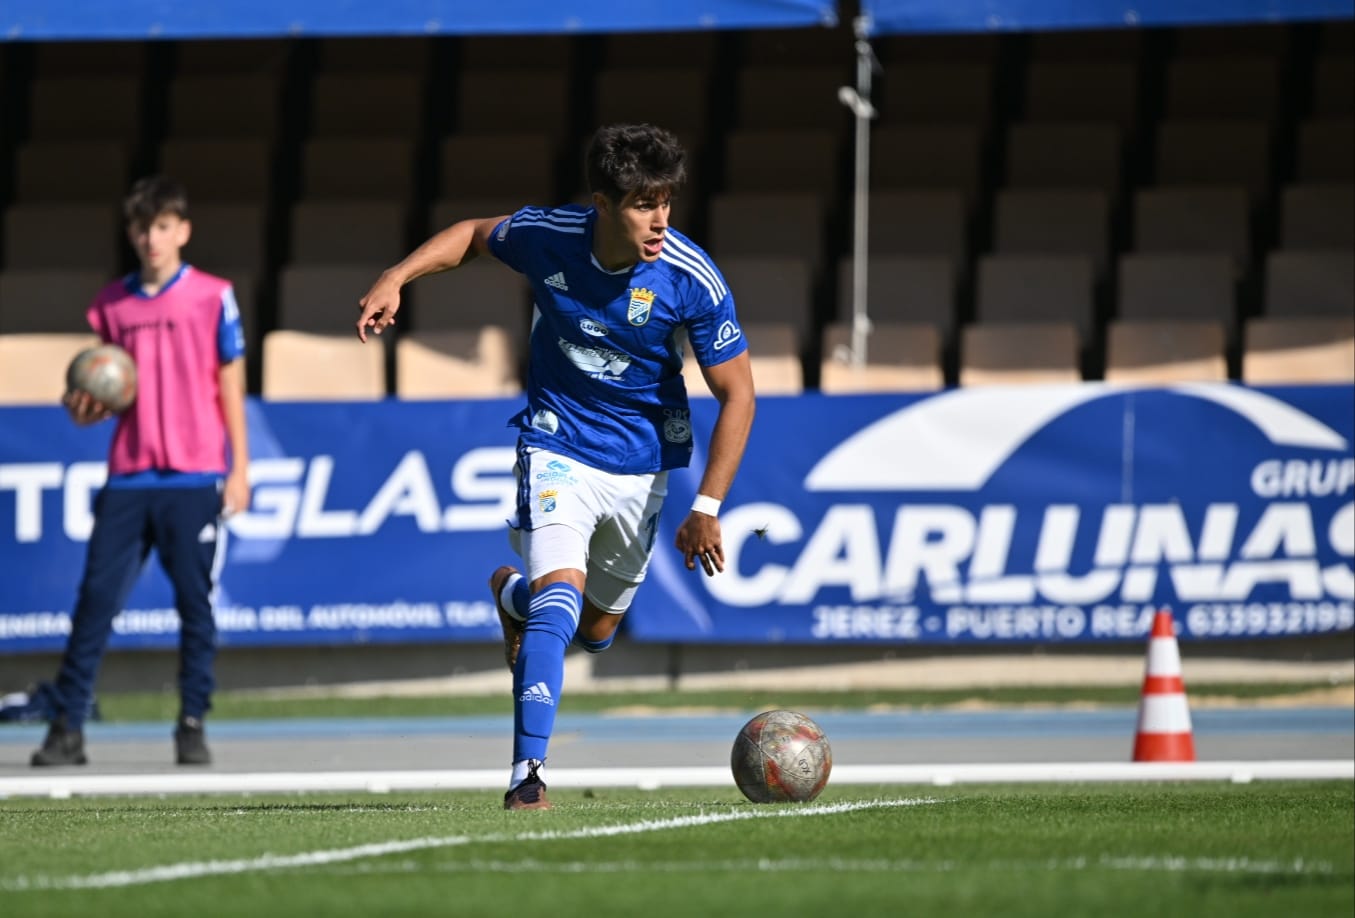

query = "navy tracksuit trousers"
[[54, 485, 223, 730]]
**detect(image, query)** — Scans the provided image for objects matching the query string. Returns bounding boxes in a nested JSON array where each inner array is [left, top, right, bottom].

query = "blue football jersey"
[[487, 204, 747, 474]]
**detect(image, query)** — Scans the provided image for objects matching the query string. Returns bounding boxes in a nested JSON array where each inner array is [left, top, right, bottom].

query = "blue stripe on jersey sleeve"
[[218, 286, 246, 362]]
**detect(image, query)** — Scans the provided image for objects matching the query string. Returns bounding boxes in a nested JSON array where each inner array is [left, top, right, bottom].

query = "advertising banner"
[[1, 383, 1351, 652]]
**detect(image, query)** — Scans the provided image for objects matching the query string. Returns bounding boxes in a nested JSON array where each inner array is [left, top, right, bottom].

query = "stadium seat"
[[27, 77, 143, 143], [706, 193, 827, 275], [959, 322, 1082, 386], [1295, 119, 1355, 182], [1022, 61, 1141, 135], [600, 31, 717, 69], [158, 139, 274, 204], [184, 203, 270, 275], [395, 328, 522, 398], [682, 322, 803, 397], [1164, 56, 1280, 120], [974, 254, 1096, 342], [13, 141, 130, 203], [166, 76, 284, 139], [404, 259, 531, 339], [173, 39, 289, 76], [592, 68, 710, 140], [1103, 320, 1228, 384], [1153, 120, 1273, 201], [33, 41, 146, 77], [287, 201, 408, 266], [1242, 316, 1355, 384], [722, 129, 841, 196], [1264, 252, 1355, 317], [455, 71, 572, 138], [835, 255, 958, 343], [428, 198, 532, 231], [308, 73, 425, 138], [1311, 55, 1354, 115], [1172, 23, 1290, 57], [314, 36, 432, 74], [3, 204, 121, 273], [1279, 183, 1355, 250], [1117, 253, 1237, 332], [1028, 28, 1144, 61], [715, 256, 815, 342], [818, 321, 944, 393], [1132, 187, 1251, 271], [1005, 123, 1124, 200], [276, 264, 391, 333], [740, 25, 854, 67], [300, 137, 417, 200], [870, 124, 986, 207], [877, 62, 994, 126], [459, 34, 575, 72], [734, 66, 851, 131], [0, 333, 100, 404], [437, 134, 560, 204], [261, 330, 386, 400], [864, 190, 968, 264], [875, 33, 1000, 66], [0, 270, 109, 333], [992, 189, 1111, 277]]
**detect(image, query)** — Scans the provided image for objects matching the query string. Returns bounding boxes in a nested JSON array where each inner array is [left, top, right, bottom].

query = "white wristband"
[[691, 494, 722, 517]]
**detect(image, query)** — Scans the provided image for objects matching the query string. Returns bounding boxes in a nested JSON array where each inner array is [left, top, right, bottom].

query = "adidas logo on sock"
[[544, 272, 569, 291], [519, 681, 555, 705]]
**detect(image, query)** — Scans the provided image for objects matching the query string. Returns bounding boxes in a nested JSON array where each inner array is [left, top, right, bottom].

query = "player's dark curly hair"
[[585, 123, 687, 203], [123, 175, 189, 226]]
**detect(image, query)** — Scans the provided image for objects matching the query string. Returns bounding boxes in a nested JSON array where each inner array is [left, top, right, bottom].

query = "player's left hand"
[[222, 469, 252, 518], [676, 511, 724, 576]]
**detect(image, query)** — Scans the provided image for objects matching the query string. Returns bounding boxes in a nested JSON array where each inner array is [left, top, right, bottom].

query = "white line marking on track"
[[1, 797, 938, 891]]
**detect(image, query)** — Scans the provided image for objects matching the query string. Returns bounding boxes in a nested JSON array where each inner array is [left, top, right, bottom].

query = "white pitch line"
[[322, 854, 1338, 878], [0, 797, 936, 892], [0, 760, 1350, 799]]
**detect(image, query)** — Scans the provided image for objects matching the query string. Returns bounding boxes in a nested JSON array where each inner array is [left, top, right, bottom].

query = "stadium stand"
[[959, 322, 1082, 386], [261, 330, 386, 400], [1103, 320, 1229, 383], [0, 333, 99, 404], [0, 270, 108, 333], [1242, 316, 1355, 383], [818, 321, 944, 393], [2, 21, 1350, 395]]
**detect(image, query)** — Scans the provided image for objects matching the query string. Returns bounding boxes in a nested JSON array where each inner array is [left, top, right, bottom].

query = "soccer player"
[[30, 176, 251, 767], [355, 123, 755, 810]]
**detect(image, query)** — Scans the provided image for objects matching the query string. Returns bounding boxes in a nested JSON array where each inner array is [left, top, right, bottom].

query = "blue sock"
[[513, 582, 581, 763], [573, 632, 614, 653]]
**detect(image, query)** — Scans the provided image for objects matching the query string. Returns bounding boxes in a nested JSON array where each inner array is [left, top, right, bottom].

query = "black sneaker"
[[503, 760, 551, 810], [489, 565, 526, 671], [30, 718, 87, 767], [174, 716, 211, 765]]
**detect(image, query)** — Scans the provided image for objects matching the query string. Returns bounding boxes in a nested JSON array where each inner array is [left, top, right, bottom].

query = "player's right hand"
[[356, 273, 403, 342], [62, 389, 112, 425]]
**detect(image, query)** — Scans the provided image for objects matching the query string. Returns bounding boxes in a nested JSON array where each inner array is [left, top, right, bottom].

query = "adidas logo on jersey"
[[544, 272, 569, 291], [519, 681, 555, 705]]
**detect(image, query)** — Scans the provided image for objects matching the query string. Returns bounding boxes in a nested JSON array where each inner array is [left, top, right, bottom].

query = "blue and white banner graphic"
[[0, 384, 1351, 652]]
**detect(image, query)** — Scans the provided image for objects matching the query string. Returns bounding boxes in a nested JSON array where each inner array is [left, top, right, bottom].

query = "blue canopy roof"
[[860, 0, 1353, 35], [1, 0, 837, 41]]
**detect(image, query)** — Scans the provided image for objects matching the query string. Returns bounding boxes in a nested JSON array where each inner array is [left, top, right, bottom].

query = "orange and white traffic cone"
[[1132, 608, 1196, 762]]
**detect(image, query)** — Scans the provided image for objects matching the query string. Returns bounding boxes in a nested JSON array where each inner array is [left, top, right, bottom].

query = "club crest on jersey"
[[627, 287, 656, 326], [538, 489, 558, 513]]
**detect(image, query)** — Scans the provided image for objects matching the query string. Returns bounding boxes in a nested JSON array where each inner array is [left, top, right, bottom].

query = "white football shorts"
[[508, 446, 669, 613]]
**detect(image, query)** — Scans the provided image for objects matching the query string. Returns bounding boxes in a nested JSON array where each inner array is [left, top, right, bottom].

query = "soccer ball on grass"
[[731, 709, 832, 803]]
